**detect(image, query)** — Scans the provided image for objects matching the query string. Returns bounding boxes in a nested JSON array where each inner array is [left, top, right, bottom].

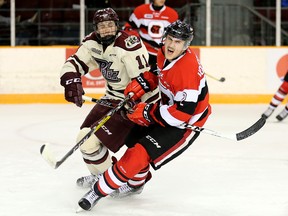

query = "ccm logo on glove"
[[65, 78, 81, 85], [127, 102, 159, 127], [136, 75, 150, 92], [124, 71, 158, 101], [60, 72, 84, 107], [143, 105, 152, 123]]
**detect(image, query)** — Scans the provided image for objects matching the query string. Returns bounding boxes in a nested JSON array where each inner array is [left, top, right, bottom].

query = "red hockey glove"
[[60, 72, 84, 107], [124, 71, 158, 101], [127, 102, 158, 127]]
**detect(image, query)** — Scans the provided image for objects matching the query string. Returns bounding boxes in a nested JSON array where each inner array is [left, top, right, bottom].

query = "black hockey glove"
[[284, 71, 288, 81], [60, 72, 84, 107]]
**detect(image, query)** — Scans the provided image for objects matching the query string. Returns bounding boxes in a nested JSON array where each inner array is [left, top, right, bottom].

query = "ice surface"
[[0, 104, 287, 216]]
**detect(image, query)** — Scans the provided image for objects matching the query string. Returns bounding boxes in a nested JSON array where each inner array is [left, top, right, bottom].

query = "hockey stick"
[[82, 95, 114, 108], [182, 117, 266, 141], [40, 94, 132, 169], [205, 73, 226, 82]]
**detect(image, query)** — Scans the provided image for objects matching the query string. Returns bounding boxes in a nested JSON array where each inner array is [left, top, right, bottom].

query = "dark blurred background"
[[0, 0, 288, 46]]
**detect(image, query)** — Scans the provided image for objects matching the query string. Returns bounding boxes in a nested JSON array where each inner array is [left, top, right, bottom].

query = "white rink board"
[[0, 46, 288, 94], [200, 47, 288, 94], [0, 47, 65, 93]]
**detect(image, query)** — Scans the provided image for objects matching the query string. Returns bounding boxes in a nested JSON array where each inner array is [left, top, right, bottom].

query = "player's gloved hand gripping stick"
[[41, 93, 266, 169]]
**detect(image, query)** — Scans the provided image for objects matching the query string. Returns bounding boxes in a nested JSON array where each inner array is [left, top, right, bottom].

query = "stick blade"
[[219, 77, 226, 82], [40, 143, 57, 169], [236, 117, 266, 141]]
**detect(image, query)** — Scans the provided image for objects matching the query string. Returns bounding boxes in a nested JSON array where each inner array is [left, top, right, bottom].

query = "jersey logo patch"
[[148, 21, 165, 39], [124, 35, 141, 49], [94, 57, 121, 83], [144, 14, 153, 19]]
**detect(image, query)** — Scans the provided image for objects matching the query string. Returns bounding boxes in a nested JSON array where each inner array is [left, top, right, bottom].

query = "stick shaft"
[[55, 114, 111, 168], [41, 94, 131, 169], [182, 117, 266, 141], [205, 73, 225, 82], [82, 95, 114, 108]]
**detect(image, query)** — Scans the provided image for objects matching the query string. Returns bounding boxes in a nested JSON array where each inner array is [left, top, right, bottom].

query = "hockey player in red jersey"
[[78, 20, 211, 211], [123, 0, 178, 65], [60, 8, 158, 191], [262, 71, 288, 121]]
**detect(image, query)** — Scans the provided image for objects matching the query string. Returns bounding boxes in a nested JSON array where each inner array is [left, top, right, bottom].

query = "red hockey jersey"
[[156, 47, 211, 128], [124, 3, 178, 57]]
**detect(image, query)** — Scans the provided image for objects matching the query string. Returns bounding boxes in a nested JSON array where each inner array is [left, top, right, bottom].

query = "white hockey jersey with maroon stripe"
[[60, 30, 159, 102], [156, 47, 211, 128], [124, 3, 178, 57]]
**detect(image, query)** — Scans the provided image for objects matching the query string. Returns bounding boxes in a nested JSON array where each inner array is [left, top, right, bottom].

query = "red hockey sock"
[[96, 143, 150, 196], [280, 80, 288, 94], [128, 165, 150, 188], [116, 143, 150, 179], [270, 83, 288, 107]]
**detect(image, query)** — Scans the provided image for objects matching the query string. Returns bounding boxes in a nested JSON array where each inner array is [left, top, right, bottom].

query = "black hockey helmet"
[[92, 8, 119, 45], [162, 20, 194, 49]]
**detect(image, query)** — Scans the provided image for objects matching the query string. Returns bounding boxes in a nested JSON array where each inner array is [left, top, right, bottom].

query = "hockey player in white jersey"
[[60, 8, 158, 194]]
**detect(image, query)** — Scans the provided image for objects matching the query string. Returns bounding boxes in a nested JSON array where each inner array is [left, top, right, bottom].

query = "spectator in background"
[[0, 0, 37, 45], [0, 0, 20, 25], [123, 0, 178, 65], [262, 71, 288, 121], [0, 0, 37, 25]]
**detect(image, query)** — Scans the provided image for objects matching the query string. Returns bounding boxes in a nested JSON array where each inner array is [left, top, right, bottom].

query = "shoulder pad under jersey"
[[82, 32, 99, 43]]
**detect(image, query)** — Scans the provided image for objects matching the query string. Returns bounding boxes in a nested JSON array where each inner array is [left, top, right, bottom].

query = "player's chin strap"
[[182, 116, 266, 141], [40, 93, 133, 169]]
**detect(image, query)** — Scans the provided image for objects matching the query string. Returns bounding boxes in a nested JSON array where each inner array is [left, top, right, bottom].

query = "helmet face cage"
[[93, 8, 119, 31], [92, 8, 119, 45], [162, 20, 194, 49]]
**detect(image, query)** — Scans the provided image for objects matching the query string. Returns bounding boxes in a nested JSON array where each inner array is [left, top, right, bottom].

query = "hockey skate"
[[110, 183, 144, 198], [261, 107, 274, 119], [276, 108, 288, 121], [78, 188, 102, 211], [76, 174, 98, 188]]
